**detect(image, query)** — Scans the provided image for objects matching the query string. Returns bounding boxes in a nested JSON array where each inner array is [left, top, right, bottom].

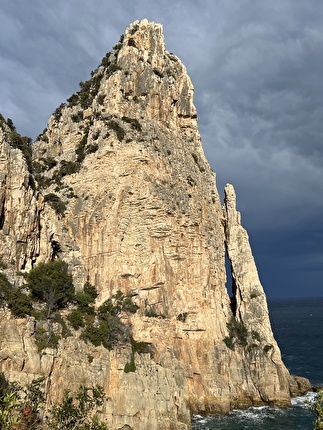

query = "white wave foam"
[[291, 391, 316, 407]]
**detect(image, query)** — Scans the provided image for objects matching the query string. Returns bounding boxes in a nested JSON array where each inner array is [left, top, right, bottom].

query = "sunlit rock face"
[[0, 19, 305, 430]]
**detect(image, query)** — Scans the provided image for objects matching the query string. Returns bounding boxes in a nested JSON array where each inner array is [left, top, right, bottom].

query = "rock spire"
[[0, 20, 311, 430]]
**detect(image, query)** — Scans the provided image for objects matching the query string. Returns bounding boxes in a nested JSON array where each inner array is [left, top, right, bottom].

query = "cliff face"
[[0, 19, 311, 430]]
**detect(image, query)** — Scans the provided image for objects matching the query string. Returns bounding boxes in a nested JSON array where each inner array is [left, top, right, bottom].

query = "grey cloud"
[[0, 0, 322, 296]]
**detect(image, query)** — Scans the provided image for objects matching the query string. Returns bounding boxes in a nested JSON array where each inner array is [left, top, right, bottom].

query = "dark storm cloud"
[[0, 0, 322, 297]]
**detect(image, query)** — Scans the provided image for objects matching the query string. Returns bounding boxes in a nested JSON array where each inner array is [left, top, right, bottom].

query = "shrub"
[[67, 309, 85, 330], [0, 374, 45, 429], [98, 290, 138, 317], [74, 282, 97, 314], [0, 375, 108, 430], [53, 103, 66, 120], [76, 127, 90, 162], [107, 120, 125, 142], [81, 291, 138, 350], [121, 116, 142, 131], [34, 325, 60, 352], [307, 390, 323, 430], [71, 111, 83, 122], [0, 273, 33, 318], [44, 193, 66, 216], [6, 287, 34, 318], [45, 385, 108, 430], [27, 260, 74, 318], [100, 52, 111, 68], [86, 143, 99, 155], [223, 318, 249, 350], [97, 94, 105, 105], [59, 160, 80, 175], [124, 337, 151, 373], [124, 359, 136, 373], [8, 130, 33, 172], [67, 93, 79, 107], [223, 336, 235, 350], [82, 320, 110, 348]]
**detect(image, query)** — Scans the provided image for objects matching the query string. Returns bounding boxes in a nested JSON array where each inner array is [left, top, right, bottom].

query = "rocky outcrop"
[[0, 19, 310, 430], [0, 122, 40, 274]]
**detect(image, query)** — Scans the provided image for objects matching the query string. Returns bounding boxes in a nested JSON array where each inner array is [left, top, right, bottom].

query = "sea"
[[192, 296, 323, 430]]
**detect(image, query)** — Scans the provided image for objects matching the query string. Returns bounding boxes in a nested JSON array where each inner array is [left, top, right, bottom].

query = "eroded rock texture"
[[0, 19, 309, 430]]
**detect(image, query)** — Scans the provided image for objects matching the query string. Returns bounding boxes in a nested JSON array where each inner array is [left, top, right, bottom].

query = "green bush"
[[53, 103, 66, 120], [27, 260, 74, 318], [124, 337, 151, 373], [251, 330, 261, 342], [74, 282, 97, 315], [124, 359, 136, 373], [307, 390, 323, 430], [223, 318, 249, 350], [121, 116, 142, 131], [223, 336, 235, 350], [8, 129, 33, 172], [0, 374, 108, 430], [98, 290, 138, 317], [100, 52, 111, 68], [44, 193, 66, 216], [68, 309, 85, 330], [60, 160, 80, 175], [86, 143, 99, 155], [34, 325, 60, 352], [0, 374, 45, 429], [97, 94, 105, 105], [82, 320, 110, 348], [45, 385, 108, 430], [107, 120, 125, 142], [0, 273, 33, 318], [76, 127, 90, 163], [71, 111, 83, 122], [81, 291, 138, 350]]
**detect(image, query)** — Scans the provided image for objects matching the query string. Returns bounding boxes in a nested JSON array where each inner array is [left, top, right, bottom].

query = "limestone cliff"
[[0, 19, 311, 430]]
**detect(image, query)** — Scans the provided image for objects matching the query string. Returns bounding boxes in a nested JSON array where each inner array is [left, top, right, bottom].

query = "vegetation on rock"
[[0, 373, 108, 429], [43, 193, 66, 216], [308, 390, 323, 430]]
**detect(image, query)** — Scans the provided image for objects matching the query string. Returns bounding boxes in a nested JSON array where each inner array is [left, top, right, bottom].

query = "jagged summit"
[[34, 19, 197, 160], [0, 20, 311, 430]]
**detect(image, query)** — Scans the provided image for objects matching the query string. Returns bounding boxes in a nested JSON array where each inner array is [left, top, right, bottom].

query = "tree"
[[27, 260, 74, 318], [308, 390, 323, 429]]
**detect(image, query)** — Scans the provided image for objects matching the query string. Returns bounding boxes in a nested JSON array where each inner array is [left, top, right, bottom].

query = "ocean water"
[[192, 297, 323, 430]]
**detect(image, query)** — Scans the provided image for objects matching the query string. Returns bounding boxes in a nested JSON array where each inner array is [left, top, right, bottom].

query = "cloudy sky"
[[1, 0, 322, 298]]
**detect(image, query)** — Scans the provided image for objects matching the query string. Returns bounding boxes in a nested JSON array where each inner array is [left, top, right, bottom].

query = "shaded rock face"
[[0, 19, 308, 430], [0, 124, 40, 273]]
